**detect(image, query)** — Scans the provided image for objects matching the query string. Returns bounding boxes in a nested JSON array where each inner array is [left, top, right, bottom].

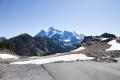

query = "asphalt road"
[[0, 60, 120, 80], [0, 64, 54, 80], [44, 61, 120, 80]]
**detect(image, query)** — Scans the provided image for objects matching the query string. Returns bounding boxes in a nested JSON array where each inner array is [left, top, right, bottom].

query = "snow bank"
[[11, 54, 93, 65], [71, 47, 85, 52], [0, 54, 18, 59], [106, 40, 120, 51]]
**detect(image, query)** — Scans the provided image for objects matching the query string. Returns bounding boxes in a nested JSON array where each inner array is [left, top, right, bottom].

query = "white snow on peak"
[[48, 31, 56, 38], [71, 47, 85, 52], [73, 31, 80, 35], [11, 54, 93, 65], [0, 54, 18, 59], [101, 38, 108, 41], [106, 40, 120, 51], [75, 36, 79, 39]]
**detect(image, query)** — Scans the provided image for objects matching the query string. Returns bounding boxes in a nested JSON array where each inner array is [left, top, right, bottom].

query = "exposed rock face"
[[87, 51, 120, 63], [100, 33, 117, 38], [0, 34, 45, 56]]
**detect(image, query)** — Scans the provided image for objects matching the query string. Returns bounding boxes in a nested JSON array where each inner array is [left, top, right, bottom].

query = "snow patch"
[[0, 54, 18, 59], [71, 47, 85, 52], [74, 31, 80, 35], [76, 36, 80, 39], [106, 40, 120, 51], [48, 31, 56, 38], [11, 54, 93, 65], [101, 38, 108, 41], [64, 39, 70, 42]]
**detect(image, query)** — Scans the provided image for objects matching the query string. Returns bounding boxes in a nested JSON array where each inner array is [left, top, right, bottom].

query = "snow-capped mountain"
[[35, 27, 85, 45]]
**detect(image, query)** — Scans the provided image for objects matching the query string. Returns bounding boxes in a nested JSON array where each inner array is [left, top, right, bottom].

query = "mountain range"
[[0, 27, 84, 56], [36, 27, 85, 46], [0, 27, 120, 58]]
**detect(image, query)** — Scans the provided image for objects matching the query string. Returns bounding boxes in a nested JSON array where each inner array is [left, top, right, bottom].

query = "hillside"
[[0, 33, 74, 56], [72, 33, 120, 62]]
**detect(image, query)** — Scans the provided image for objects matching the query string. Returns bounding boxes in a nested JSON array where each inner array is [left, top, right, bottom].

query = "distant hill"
[[76, 33, 118, 53], [0, 37, 6, 42], [0, 33, 75, 56]]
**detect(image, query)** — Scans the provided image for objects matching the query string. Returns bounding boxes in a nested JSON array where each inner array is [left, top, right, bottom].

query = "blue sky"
[[0, 0, 120, 38]]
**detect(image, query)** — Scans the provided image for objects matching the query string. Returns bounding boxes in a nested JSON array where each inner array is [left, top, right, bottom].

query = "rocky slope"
[[75, 33, 120, 62]]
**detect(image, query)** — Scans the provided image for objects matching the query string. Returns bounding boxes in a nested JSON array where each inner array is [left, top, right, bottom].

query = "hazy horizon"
[[0, 0, 120, 38]]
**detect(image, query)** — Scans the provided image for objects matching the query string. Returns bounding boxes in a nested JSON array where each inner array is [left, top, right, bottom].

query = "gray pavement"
[[44, 61, 120, 80], [0, 64, 55, 80], [0, 60, 120, 80]]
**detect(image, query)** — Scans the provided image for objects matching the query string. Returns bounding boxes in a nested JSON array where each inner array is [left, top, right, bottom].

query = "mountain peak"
[[35, 27, 85, 47], [100, 33, 116, 38], [18, 33, 32, 37], [48, 27, 55, 31]]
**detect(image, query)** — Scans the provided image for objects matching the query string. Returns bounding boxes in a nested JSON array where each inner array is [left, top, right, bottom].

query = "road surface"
[[44, 61, 120, 80]]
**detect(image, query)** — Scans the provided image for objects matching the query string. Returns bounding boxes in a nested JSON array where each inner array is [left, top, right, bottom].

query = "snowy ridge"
[[11, 54, 93, 64]]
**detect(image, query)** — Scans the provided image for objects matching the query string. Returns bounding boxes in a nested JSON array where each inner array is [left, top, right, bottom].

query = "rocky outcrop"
[[87, 51, 120, 63], [100, 33, 117, 38]]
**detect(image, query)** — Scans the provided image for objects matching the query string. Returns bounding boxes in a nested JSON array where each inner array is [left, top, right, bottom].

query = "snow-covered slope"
[[11, 54, 93, 64], [106, 40, 120, 51]]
